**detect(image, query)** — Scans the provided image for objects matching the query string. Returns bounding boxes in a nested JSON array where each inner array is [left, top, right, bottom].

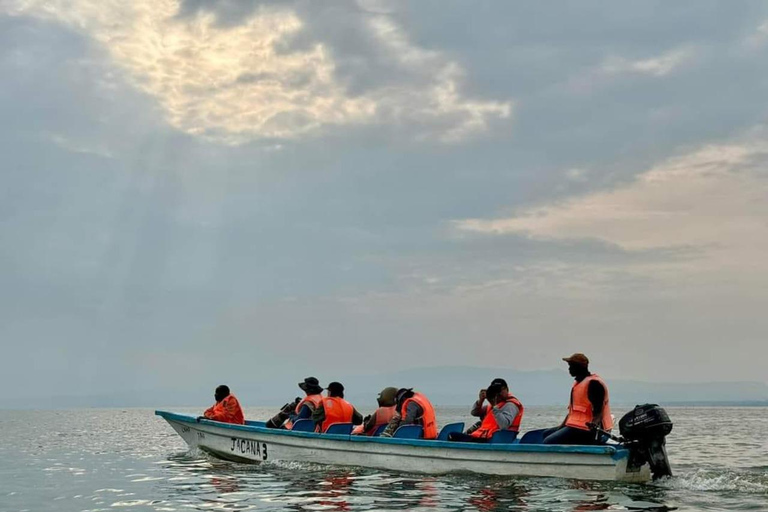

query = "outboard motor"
[[619, 404, 673, 480]]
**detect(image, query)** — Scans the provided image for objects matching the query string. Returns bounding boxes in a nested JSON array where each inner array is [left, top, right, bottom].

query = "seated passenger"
[[265, 376, 324, 429], [312, 382, 363, 432], [448, 379, 523, 443], [541, 353, 612, 445], [381, 388, 438, 440], [199, 385, 245, 425], [352, 387, 398, 436]]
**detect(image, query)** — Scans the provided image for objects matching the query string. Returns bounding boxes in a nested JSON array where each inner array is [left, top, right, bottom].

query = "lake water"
[[1, 406, 766, 511]]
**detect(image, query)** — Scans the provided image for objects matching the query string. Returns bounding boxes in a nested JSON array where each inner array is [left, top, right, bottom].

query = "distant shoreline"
[[2, 401, 767, 411]]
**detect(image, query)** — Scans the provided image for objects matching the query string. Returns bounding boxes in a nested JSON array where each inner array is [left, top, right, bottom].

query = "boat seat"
[[489, 430, 518, 444], [372, 424, 388, 436], [437, 422, 465, 441], [519, 428, 547, 444], [290, 419, 315, 432], [324, 423, 354, 435], [393, 425, 423, 439]]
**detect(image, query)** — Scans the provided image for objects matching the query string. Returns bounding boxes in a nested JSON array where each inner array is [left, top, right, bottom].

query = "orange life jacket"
[[285, 394, 323, 430], [203, 394, 245, 425], [319, 396, 355, 432], [352, 405, 396, 435], [565, 374, 613, 431], [470, 395, 524, 438], [373, 406, 396, 427], [400, 392, 437, 439]]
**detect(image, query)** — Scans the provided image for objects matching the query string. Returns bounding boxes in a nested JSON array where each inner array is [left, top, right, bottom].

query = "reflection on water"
[[1, 407, 767, 511]]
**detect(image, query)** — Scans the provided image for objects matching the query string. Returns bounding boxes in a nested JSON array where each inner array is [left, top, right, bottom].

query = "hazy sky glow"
[[2, 1, 767, 404]]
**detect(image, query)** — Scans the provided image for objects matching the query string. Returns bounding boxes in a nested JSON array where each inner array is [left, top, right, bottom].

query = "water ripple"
[[2, 407, 767, 511]]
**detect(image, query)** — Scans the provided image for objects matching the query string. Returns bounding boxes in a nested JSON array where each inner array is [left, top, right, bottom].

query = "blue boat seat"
[[437, 422, 465, 441], [290, 419, 315, 432], [324, 423, 354, 435], [393, 425, 423, 439], [489, 430, 518, 444], [519, 428, 547, 444], [372, 424, 388, 436]]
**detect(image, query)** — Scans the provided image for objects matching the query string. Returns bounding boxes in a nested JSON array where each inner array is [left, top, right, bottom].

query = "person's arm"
[[587, 380, 606, 427], [380, 412, 402, 437], [361, 413, 376, 433], [490, 402, 519, 431], [206, 403, 227, 421], [203, 405, 216, 419], [311, 404, 325, 429], [471, 389, 487, 417], [351, 408, 363, 425], [296, 403, 314, 420], [402, 402, 422, 424]]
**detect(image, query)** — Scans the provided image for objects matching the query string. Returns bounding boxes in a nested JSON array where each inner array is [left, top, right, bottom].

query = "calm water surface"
[[1, 407, 766, 511]]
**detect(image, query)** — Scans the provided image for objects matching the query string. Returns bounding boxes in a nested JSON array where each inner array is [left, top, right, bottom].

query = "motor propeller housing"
[[619, 404, 674, 480]]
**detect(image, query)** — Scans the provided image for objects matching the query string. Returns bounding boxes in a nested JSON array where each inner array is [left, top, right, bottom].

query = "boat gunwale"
[[156, 410, 628, 461]]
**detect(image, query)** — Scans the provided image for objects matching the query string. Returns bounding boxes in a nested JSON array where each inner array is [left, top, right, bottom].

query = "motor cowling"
[[619, 404, 673, 480]]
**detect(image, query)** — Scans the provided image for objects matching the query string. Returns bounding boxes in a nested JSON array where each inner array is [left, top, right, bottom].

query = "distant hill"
[[3, 366, 767, 409]]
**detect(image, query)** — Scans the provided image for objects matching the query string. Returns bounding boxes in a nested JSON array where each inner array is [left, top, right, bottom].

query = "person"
[[198, 385, 245, 425], [312, 382, 364, 432], [265, 376, 324, 429], [448, 378, 524, 443], [380, 388, 438, 439], [542, 353, 613, 445], [352, 387, 398, 436]]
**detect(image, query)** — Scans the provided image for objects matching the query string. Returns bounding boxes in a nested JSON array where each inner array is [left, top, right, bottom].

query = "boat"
[[155, 407, 673, 482]]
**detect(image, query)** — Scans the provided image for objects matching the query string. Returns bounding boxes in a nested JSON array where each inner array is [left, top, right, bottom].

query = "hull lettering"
[[230, 438, 269, 460]]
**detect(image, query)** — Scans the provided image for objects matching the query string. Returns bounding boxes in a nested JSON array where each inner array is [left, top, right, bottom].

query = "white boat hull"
[[156, 411, 651, 482]]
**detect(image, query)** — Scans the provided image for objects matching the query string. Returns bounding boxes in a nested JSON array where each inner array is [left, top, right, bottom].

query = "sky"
[[2, 1, 768, 404]]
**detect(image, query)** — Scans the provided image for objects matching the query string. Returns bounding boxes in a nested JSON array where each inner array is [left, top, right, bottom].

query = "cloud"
[[745, 20, 768, 48], [560, 46, 696, 96], [47, 133, 114, 158], [6, 0, 511, 144], [601, 47, 694, 77], [455, 132, 768, 283], [564, 168, 588, 182]]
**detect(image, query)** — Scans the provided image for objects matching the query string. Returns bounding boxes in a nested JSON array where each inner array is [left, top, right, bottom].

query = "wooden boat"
[[156, 410, 654, 482]]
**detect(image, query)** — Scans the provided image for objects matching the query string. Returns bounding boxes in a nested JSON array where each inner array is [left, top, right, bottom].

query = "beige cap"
[[563, 353, 589, 366]]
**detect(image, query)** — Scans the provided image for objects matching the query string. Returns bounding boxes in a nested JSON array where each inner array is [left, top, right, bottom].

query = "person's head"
[[395, 388, 414, 408], [486, 383, 502, 403], [563, 353, 590, 377], [298, 376, 323, 395], [377, 387, 398, 407], [489, 378, 509, 396], [326, 381, 345, 398], [214, 385, 230, 403]]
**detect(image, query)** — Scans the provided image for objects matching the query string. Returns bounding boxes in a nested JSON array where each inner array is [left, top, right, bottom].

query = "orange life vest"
[[285, 394, 323, 430], [565, 374, 613, 431], [352, 405, 396, 435], [400, 392, 437, 439], [470, 395, 524, 438], [203, 394, 245, 425], [373, 406, 396, 427], [319, 396, 355, 432]]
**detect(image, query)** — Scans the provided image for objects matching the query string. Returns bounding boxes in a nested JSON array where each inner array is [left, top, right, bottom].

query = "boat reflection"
[[467, 483, 529, 511]]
